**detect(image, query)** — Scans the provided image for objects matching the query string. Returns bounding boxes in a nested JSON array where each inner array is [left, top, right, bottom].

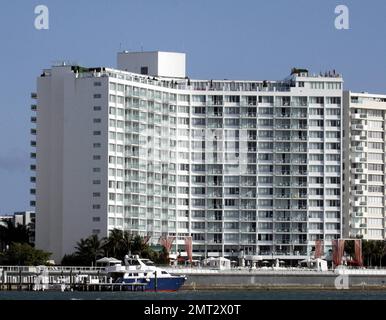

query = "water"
[[1, 290, 386, 300]]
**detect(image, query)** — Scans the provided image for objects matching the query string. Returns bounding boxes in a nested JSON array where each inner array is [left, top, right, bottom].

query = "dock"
[[0, 265, 134, 292]]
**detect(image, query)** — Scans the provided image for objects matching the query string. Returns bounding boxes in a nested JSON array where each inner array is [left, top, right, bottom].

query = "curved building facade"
[[34, 52, 343, 262]]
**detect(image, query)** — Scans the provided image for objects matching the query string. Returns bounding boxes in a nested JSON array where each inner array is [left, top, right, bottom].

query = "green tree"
[[0, 220, 31, 251], [373, 241, 386, 267], [131, 235, 148, 255], [63, 233, 165, 266], [74, 234, 104, 266], [0, 243, 51, 266], [103, 229, 127, 259], [88, 234, 104, 265], [61, 253, 85, 266]]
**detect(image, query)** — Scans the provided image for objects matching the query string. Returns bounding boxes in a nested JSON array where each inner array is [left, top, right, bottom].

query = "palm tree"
[[373, 241, 386, 267], [0, 220, 31, 251], [75, 238, 90, 256], [87, 234, 104, 265], [363, 240, 371, 266], [74, 235, 104, 266], [121, 231, 134, 257], [103, 229, 124, 258]]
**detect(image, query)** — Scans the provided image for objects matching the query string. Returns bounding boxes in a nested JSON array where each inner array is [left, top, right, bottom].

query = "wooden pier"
[[0, 266, 149, 292]]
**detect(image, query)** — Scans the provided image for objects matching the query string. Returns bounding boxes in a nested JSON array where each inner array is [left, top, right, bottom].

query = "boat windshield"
[[141, 259, 155, 266]]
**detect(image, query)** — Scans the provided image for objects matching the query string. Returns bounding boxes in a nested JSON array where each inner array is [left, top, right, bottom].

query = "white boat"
[[105, 255, 187, 292]]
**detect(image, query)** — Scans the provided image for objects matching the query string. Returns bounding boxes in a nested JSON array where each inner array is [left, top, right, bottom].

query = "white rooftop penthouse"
[[117, 51, 186, 78]]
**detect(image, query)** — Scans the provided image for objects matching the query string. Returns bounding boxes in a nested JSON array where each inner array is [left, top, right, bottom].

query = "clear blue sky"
[[0, 0, 385, 213]]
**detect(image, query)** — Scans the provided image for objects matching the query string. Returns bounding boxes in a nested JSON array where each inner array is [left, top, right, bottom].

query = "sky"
[[0, 0, 386, 214]]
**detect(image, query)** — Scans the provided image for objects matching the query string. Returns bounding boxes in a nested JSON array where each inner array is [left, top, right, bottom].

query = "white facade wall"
[[35, 66, 109, 262]]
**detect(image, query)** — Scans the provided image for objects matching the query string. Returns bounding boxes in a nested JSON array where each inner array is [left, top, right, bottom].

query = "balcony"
[[352, 113, 366, 120], [353, 190, 364, 196], [352, 124, 367, 131], [275, 194, 291, 199], [292, 229, 307, 233]]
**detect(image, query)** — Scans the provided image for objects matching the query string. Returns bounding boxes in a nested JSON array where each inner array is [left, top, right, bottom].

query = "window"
[[368, 164, 384, 171], [325, 165, 340, 173], [109, 107, 116, 115], [368, 186, 384, 193], [325, 108, 340, 116], [93, 155, 101, 160], [368, 142, 383, 150], [326, 188, 340, 196], [326, 131, 340, 138], [93, 192, 100, 197], [93, 94, 101, 99], [93, 106, 101, 111], [310, 82, 324, 89], [310, 177, 324, 184], [368, 207, 383, 217], [92, 204, 101, 209], [179, 164, 189, 171], [94, 81, 101, 86], [309, 120, 324, 127], [192, 95, 206, 103], [326, 120, 340, 127], [326, 154, 340, 161], [225, 95, 240, 103], [225, 199, 236, 206], [309, 200, 324, 207], [368, 131, 384, 139], [368, 196, 383, 205], [326, 97, 341, 105], [93, 167, 101, 172], [368, 174, 383, 182], [178, 94, 190, 102], [326, 200, 340, 207], [326, 143, 340, 150], [178, 117, 190, 125], [92, 180, 101, 185], [93, 131, 101, 136], [92, 217, 100, 222], [368, 121, 383, 130], [309, 154, 324, 161], [140, 66, 148, 75], [93, 143, 101, 148], [368, 153, 383, 161], [310, 97, 324, 104]]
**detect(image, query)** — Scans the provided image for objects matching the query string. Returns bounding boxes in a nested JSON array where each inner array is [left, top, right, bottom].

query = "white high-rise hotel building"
[[33, 52, 343, 262], [343, 92, 386, 240]]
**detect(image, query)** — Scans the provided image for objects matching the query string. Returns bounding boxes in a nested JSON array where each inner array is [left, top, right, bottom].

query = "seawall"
[[177, 272, 386, 290]]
